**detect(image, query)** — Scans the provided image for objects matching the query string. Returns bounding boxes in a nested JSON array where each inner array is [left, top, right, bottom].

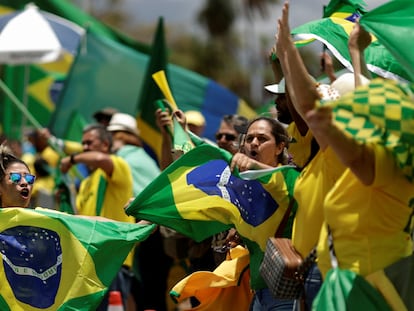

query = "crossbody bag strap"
[[327, 226, 338, 269], [274, 197, 296, 238], [403, 207, 414, 235]]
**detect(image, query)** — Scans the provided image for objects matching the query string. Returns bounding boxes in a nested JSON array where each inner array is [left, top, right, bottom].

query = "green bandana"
[[320, 78, 414, 182]]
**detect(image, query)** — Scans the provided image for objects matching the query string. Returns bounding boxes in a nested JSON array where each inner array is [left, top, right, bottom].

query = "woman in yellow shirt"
[[276, 2, 413, 309]]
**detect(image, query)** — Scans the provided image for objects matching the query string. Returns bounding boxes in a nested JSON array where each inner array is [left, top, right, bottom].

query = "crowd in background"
[[0, 1, 413, 311]]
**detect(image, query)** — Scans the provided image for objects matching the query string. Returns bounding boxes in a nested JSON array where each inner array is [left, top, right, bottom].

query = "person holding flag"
[[276, 2, 413, 309], [230, 116, 297, 311], [144, 111, 299, 310], [59, 124, 135, 310], [0, 143, 155, 310]]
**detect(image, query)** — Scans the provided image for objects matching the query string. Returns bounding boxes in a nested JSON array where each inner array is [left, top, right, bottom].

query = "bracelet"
[[70, 153, 78, 165]]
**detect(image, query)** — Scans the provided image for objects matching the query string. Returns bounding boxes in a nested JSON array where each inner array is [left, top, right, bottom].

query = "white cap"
[[106, 112, 140, 136], [264, 78, 286, 94], [331, 73, 370, 96]]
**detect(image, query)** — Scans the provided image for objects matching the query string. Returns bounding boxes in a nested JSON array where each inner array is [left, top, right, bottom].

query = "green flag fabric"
[[322, 0, 367, 18], [0, 0, 150, 140], [359, 0, 414, 82], [0, 0, 256, 142], [50, 32, 256, 144], [137, 17, 169, 162], [0, 5, 83, 139], [126, 143, 299, 289], [0, 0, 150, 52], [312, 268, 391, 311], [0, 207, 155, 310], [49, 30, 148, 139], [320, 78, 414, 182], [291, 1, 411, 82]]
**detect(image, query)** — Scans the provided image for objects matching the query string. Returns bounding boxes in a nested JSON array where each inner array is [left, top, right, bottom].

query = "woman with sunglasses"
[[0, 144, 36, 209]]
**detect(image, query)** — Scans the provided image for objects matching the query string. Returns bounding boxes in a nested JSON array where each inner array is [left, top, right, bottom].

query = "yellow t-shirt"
[[76, 155, 134, 223], [317, 143, 414, 278], [63, 140, 83, 155], [286, 122, 313, 169], [40, 146, 60, 168], [292, 147, 345, 257]]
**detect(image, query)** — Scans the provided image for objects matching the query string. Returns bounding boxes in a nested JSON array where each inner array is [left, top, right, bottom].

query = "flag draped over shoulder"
[[320, 78, 414, 182], [359, 1, 414, 82], [0, 207, 155, 311], [291, 0, 411, 82], [126, 144, 299, 289]]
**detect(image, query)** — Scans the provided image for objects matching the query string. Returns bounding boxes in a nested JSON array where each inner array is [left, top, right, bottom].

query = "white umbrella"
[[0, 3, 66, 133], [0, 3, 63, 64]]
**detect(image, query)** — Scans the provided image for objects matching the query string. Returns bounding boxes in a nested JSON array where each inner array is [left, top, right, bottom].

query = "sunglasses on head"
[[9, 172, 36, 185], [215, 133, 236, 141]]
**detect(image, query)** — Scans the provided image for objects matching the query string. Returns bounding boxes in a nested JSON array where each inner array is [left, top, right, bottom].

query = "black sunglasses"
[[215, 133, 236, 141], [9, 172, 36, 185]]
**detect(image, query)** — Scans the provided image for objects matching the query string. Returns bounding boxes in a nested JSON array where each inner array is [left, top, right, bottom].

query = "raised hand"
[[275, 1, 292, 60], [348, 21, 371, 53]]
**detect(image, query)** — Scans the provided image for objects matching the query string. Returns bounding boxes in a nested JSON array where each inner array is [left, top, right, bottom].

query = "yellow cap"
[[185, 110, 206, 126]]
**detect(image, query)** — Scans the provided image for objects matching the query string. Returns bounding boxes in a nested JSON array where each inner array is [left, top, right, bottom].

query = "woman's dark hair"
[[0, 144, 29, 183], [246, 116, 290, 165]]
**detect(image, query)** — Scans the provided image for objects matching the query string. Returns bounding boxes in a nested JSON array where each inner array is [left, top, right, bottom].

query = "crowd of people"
[[0, 1, 413, 311]]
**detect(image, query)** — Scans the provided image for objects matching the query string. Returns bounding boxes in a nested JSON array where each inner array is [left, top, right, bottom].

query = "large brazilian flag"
[[0, 207, 155, 311], [126, 144, 299, 289], [291, 0, 412, 82], [359, 0, 414, 82]]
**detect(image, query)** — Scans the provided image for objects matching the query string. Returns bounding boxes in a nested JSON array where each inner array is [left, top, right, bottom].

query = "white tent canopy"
[[0, 3, 62, 64]]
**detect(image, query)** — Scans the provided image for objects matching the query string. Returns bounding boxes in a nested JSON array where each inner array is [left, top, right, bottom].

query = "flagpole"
[[0, 78, 42, 130], [21, 64, 30, 133], [321, 5, 327, 72], [0, 78, 83, 180]]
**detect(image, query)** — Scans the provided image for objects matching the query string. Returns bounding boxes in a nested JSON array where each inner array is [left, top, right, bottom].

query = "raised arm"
[[276, 1, 374, 184], [269, 44, 309, 136], [305, 105, 374, 185], [155, 108, 174, 170], [275, 2, 320, 120], [60, 151, 114, 176], [321, 51, 337, 83], [348, 21, 372, 87]]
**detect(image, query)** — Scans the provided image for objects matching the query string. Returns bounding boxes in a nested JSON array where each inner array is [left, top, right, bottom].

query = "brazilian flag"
[[360, 0, 414, 82], [291, 0, 412, 82], [0, 207, 155, 310], [126, 144, 299, 289]]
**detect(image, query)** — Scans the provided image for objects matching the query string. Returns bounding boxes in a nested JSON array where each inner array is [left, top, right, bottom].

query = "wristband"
[[70, 153, 78, 165]]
